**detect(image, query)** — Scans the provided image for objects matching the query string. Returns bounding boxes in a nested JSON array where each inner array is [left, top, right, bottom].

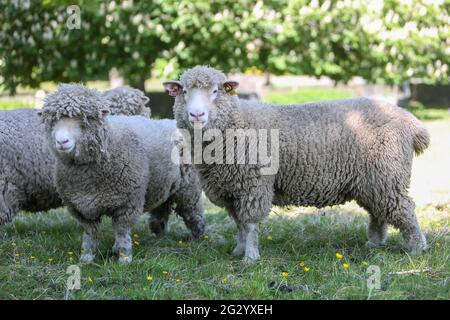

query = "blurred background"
[[0, 0, 449, 204]]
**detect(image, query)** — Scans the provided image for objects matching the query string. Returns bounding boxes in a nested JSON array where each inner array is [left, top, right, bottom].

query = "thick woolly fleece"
[[172, 66, 430, 261], [41, 84, 204, 263], [102, 86, 151, 117], [0, 85, 151, 227]]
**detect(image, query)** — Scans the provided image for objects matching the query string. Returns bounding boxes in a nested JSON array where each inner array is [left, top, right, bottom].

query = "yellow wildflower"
[[222, 277, 228, 283], [342, 263, 349, 269], [176, 278, 182, 283], [335, 252, 343, 259], [147, 275, 153, 282], [362, 261, 369, 266], [88, 276, 93, 284], [162, 271, 169, 276], [304, 267, 310, 272], [203, 235, 209, 240], [267, 235, 273, 241], [178, 240, 183, 245], [281, 271, 289, 277], [299, 261, 305, 267], [67, 251, 74, 256], [134, 240, 140, 246], [48, 258, 53, 263]]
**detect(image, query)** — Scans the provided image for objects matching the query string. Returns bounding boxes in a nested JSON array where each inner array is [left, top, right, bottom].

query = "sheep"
[[101, 86, 151, 117], [0, 86, 151, 229], [39, 83, 205, 263], [163, 65, 430, 262]]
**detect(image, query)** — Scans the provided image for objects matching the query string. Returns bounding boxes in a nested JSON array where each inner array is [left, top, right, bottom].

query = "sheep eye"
[[183, 90, 187, 95], [212, 89, 218, 94]]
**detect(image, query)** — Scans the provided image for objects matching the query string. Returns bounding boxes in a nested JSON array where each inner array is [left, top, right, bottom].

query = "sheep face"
[[164, 80, 238, 128], [51, 117, 81, 155], [48, 110, 109, 163]]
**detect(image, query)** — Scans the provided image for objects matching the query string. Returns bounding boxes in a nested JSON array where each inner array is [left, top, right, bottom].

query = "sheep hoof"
[[243, 248, 260, 264], [119, 255, 132, 264], [406, 233, 427, 256], [80, 253, 95, 264], [232, 244, 245, 257], [365, 240, 386, 249]]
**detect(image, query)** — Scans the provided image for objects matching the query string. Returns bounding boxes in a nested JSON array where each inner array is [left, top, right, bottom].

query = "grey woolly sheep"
[[40, 83, 205, 264], [164, 65, 430, 262], [0, 86, 153, 229], [102, 86, 151, 117]]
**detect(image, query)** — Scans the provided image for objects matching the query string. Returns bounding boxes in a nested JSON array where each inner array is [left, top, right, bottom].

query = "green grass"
[[265, 87, 354, 105], [0, 88, 449, 300], [0, 200, 448, 300], [0, 98, 33, 110]]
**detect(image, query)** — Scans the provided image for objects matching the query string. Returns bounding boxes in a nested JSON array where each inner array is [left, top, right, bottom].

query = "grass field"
[[0, 90, 449, 300]]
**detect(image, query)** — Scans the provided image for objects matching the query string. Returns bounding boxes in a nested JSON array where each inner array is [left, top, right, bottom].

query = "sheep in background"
[[164, 65, 430, 262], [39, 84, 204, 263], [0, 86, 150, 228], [102, 86, 151, 117]]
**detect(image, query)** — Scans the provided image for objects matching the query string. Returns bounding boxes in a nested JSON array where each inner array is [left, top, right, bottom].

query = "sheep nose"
[[57, 139, 69, 146], [189, 112, 205, 121]]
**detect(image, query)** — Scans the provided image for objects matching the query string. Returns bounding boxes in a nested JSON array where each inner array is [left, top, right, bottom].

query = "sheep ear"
[[223, 81, 239, 94], [141, 95, 150, 106], [163, 81, 183, 97], [100, 108, 110, 118]]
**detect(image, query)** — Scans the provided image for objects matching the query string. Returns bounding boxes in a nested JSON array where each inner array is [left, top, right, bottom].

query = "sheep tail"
[[411, 119, 430, 155]]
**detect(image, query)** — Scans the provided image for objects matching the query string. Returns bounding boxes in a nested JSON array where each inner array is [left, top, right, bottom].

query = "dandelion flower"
[[162, 271, 169, 276], [222, 277, 228, 283], [335, 252, 343, 259], [342, 263, 349, 269], [88, 276, 93, 284], [362, 261, 369, 266], [299, 261, 305, 267], [303, 267, 311, 272], [281, 271, 289, 277], [203, 235, 209, 240], [176, 278, 182, 283], [147, 275, 153, 282], [15, 253, 20, 257], [267, 235, 273, 241]]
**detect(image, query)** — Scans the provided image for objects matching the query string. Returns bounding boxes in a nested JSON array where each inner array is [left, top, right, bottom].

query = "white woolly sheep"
[[39, 83, 205, 264], [164, 66, 430, 262], [0, 86, 151, 229]]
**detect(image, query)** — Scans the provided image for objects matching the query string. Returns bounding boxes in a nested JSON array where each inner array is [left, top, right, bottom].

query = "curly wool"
[[102, 86, 151, 117], [43, 83, 204, 262], [172, 66, 430, 258], [0, 84, 155, 227]]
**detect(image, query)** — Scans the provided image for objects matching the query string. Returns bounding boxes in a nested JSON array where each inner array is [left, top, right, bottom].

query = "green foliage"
[[0, 0, 449, 94]]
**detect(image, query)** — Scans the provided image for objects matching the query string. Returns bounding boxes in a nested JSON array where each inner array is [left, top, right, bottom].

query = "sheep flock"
[[0, 66, 430, 264]]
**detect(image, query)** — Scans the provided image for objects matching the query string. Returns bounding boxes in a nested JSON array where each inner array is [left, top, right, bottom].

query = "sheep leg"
[[67, 206, 100, 264], [80, 221, 100, 264], [0, 179, 20, 226], [390, 196, 426, 255], [148, 201, 172, 237], [175, 197, 206, 239], [366, 216, 388, 248], [243, 223, 260, 263], [112, 214, 136, 264], [232, 222, 247, 257]]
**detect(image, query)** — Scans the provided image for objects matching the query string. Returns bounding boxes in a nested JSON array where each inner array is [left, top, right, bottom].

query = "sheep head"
[[164, 66, 239, 130], [39, 83, 111, 164], [102, 86, 151, 117]]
